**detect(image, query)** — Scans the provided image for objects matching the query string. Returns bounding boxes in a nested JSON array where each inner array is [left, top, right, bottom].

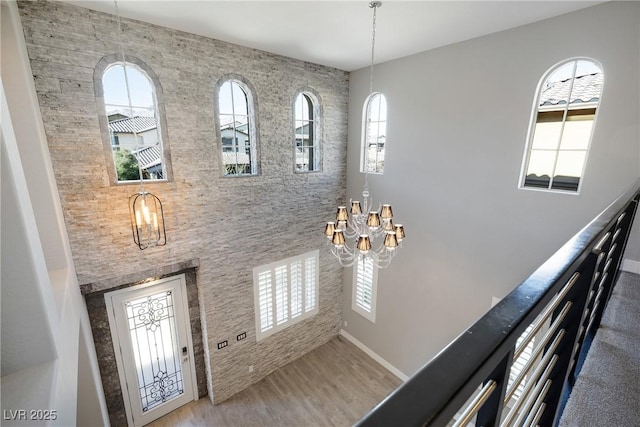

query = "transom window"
[[253, 250, 319, 341], [361, 93, 387, 174], [103, 63, 166, 182], [218, 79, 258, 176], [352, 256, 377, 322], [520, 59, 603, 193], [294, 92, 320, 172]]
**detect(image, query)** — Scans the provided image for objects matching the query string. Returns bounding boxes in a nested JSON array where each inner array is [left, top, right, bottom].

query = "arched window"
[[218, 78, 258, 176], [520, 59, 603, 192], [102, 62, 167, 182], [361, 93, 387, 174], [294, 91, 321, 172]]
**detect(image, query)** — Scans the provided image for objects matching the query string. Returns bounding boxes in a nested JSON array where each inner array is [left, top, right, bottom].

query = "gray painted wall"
[[18, 0, 348, 406], [343, 2, 640, 376]]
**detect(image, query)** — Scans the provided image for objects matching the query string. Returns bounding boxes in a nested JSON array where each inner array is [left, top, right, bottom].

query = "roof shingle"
[[109, 116, 157, 133], [540, 73, 603, 107]]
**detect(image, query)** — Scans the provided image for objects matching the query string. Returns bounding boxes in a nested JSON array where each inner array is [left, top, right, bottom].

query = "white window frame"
[[352, 255, 378, 322], [518, 58, 603, 194], [253, 250, 319, 341], [361, 92, 387, 174], [217, 78, 259, 177], [293, 90, 322, 173], [102, 61, 168, 183]]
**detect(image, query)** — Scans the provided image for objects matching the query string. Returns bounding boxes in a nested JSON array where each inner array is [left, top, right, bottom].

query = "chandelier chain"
[[369, 2, 378, 97], [114, 0, 145, 191], [365, 1, 380, 189], [116, 1, 167, 250]]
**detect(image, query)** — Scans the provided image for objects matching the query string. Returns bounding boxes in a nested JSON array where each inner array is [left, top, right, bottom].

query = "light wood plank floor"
[[148, 336, 402, 427]]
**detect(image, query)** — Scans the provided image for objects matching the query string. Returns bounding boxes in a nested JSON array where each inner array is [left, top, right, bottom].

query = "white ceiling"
[[65, 1, 602, 71]]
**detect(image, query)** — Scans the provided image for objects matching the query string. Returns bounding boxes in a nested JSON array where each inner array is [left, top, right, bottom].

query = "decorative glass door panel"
[[106, 275, 196, 426]]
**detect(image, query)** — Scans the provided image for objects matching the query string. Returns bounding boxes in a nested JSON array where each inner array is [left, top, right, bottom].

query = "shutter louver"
[[355, 257, 374, 312], [291, 260, 303, 318], [274, 266, 288, 325], [508, 325, 535, 402], [253, 250, 319, 341], [305, 256, 316, 312], [257, 271, 273, 333]]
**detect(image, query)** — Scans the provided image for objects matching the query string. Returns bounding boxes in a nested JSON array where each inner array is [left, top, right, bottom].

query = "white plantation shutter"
[[257, 271, 273, 334], [305, 256, 316, 312], [274, 266, 288, 325], [253, 250, 319, 341], [508, 325, 535, 402], [290, 260, 303, 318], [352, 256, 377, 322]]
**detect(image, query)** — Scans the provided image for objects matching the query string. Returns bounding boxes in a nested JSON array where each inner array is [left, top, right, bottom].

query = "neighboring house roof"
[[108, 113, 129, 122], [132, 144, 162, 169], [540, 73, 603, 107], [220, 122, 249, 135], [109, 116, 157, 133], [295, 123, 310, 136]]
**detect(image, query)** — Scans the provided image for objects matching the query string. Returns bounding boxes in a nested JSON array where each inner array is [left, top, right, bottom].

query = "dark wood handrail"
[[357, 180, 640, 427]]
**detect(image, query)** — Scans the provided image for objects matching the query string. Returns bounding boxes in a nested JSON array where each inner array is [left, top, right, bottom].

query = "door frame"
[[105, 274, 199, 426]]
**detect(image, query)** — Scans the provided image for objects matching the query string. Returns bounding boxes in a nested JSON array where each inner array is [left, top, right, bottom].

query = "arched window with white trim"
[[361, 93, 387, 174], [101, 61, 167, 182], [217, 77, 259, 176], [520, 59, 603, 193], [294, 90, 321, 172]]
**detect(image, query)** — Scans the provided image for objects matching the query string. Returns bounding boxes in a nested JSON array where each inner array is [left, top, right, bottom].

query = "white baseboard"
[[621, 258, 640, 274], [339, 329, 409, 382]]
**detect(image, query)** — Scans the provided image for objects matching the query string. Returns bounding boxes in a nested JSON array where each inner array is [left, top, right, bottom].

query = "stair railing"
[[357, 180, 640, 427]]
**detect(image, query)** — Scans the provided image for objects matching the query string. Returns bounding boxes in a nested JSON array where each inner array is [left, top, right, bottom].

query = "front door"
[[105, 274, 197, 426]]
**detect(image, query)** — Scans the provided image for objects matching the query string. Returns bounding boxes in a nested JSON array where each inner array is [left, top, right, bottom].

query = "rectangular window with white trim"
[[253, 250, 319, 341], [352, 256, 377, 322]]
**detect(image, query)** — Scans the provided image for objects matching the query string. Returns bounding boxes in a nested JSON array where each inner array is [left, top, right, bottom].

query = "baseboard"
[[339, 329, 409, 382], [621, 258, 640, 274]]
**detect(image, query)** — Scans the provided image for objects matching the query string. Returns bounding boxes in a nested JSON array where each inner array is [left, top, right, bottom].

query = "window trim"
[[94, 54, 172, 185], [293, 88, 322, 173], [215, 75, 260, 177], [253, 250, 319, 341], [518, 57, 604, 195], [360, 92, 387, 175], [352, 255, 378, 322]]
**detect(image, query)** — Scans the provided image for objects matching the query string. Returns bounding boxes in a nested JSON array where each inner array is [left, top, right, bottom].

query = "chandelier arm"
[[330, 244, 357, 268], [375, 255, 394, 269]]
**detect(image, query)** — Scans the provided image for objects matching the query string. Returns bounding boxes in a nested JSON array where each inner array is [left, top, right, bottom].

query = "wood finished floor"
[[147, 336, 402, 427]]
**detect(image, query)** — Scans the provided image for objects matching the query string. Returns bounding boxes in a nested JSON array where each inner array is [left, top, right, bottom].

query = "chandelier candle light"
[[324, 1, 405, 269], [113, 0, 167, 249], [129, 191, 165, 250]]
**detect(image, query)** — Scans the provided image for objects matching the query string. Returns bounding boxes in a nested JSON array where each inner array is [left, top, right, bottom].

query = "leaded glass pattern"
[[125, 290, 185, 412]]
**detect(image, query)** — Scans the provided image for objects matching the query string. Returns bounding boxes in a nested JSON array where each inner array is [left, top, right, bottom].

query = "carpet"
[[558, 271, 640, 427]]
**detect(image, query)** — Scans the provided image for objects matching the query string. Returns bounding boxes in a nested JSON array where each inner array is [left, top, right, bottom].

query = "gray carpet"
[[559, 271, 640, 427]]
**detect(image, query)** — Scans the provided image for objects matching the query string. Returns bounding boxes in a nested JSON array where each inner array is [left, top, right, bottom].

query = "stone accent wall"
[[84, 267, 206, 427], [18, 0, 348, 409]]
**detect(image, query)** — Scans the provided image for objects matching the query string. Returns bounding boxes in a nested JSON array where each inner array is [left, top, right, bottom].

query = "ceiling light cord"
[[368, 1, 380, 97], [114, 0, 145, 190], [366, 1, 381, 191]]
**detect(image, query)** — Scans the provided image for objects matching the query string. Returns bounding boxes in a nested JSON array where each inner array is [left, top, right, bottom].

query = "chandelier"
[[113, 0, 167, 250], [324, 1, 405, 269]]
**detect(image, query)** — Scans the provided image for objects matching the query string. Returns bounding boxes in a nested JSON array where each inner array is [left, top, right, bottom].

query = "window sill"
[[115, 179, 170, 186]]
